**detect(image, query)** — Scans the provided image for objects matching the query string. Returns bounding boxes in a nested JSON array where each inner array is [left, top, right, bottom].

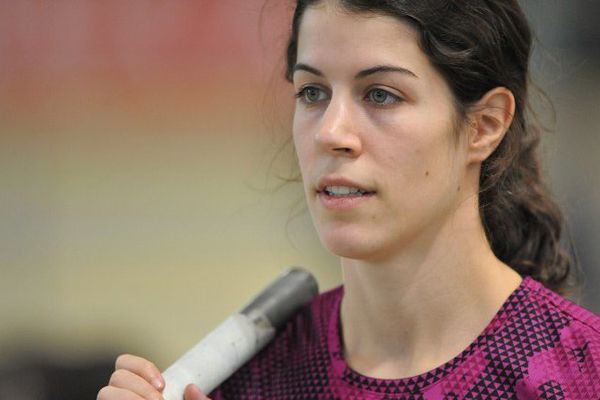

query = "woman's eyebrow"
[[355, 65, 418, 79], [292, 63, 418, 79]]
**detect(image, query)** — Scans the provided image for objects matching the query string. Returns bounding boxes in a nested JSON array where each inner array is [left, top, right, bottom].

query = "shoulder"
[[510, 278, 600, 398], [210, 285, 343, 399], [524, 277, 600, 339]]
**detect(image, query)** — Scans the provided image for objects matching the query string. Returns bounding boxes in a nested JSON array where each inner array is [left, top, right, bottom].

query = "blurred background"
[[0, 1, 598, 398]]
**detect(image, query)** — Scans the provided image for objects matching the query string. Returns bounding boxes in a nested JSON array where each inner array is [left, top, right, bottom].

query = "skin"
[[97, 1, 523, 397]]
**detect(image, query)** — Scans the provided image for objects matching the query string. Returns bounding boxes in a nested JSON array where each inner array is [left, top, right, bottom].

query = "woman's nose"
[[315, 95, 362, 157]]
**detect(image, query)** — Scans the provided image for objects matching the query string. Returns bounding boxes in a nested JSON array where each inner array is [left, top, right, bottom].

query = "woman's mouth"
[[317, 185, 376, 210], [322, 186, 373, 197]]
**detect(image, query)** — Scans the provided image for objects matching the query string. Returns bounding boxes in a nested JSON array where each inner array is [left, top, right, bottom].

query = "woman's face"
[[292, 3, 471, 262]]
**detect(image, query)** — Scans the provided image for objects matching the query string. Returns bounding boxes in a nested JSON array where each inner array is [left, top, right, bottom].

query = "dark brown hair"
[[284, 0, 576, 294]]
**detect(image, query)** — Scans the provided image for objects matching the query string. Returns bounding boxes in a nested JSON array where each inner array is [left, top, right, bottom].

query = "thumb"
[[184, 383, 211, 400]]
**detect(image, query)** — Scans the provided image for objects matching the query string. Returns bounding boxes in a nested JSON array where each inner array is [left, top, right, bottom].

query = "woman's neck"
[[339, 198, 522, 379]]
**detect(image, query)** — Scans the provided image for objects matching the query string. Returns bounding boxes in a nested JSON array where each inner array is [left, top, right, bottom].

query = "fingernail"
[[153, 377, 164, 390]]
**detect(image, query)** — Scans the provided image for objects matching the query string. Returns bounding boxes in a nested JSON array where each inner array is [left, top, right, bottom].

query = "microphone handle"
[[161, 311, 274, 399]]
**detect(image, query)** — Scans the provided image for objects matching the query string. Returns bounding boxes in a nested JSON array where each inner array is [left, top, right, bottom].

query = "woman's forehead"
[[296, 6, 428, 79]]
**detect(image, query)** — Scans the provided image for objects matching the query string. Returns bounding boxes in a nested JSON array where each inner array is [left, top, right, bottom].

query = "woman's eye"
[[295, 86, 328, 104], [366, 88, 401, 106]]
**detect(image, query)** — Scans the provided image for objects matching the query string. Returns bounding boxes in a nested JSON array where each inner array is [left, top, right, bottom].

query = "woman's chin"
[[319, 233, 382, 261]]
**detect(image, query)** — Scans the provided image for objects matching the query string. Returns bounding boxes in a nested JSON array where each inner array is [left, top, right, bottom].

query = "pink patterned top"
[[211, 277, 600, 399]]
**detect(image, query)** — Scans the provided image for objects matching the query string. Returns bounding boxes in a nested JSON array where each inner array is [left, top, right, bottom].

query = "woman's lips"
[[317, 177, 374, 194], [315, 177, 376, 210], [317, 190, 375, 210]]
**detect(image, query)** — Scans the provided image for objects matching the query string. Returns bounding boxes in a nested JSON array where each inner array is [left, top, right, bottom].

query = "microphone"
[[161, 267, 319, 400]]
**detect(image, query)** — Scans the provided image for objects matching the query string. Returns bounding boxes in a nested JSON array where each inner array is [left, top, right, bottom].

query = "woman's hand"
[[96, 354, 211, 400]]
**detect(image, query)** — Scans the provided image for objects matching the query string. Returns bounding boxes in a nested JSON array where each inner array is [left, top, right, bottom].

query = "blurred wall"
[[0, 0, 598, 396], [0, 0, 340, 376], [520, 0, 600, 307]]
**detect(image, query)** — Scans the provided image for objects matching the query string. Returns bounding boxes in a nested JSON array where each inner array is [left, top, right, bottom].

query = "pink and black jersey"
[[211, 277, 600, 399]]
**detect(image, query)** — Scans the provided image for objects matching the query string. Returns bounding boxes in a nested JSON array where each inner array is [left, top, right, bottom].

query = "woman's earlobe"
[[467, 87, 516, 163]]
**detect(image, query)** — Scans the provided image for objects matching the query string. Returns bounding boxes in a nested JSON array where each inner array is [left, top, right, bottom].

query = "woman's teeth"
[[324, 186, 368, 196]]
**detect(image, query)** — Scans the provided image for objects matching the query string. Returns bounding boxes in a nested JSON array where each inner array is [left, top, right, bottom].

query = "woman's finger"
[[184, 384, 211, 400], [97, 385, 146, 400], [109, 368, 164, 400], [115, 354, 165, 391]]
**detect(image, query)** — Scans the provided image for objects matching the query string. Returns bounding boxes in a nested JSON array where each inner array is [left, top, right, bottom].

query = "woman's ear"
[[466, 87, 516, 164]]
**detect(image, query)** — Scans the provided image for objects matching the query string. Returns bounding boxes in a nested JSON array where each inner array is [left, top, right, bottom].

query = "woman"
[[97, 0, 600, 399]]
